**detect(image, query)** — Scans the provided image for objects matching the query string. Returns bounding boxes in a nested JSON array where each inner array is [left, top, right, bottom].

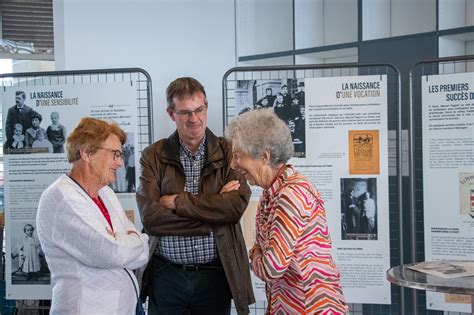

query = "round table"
[[386, 262, 474, 314]]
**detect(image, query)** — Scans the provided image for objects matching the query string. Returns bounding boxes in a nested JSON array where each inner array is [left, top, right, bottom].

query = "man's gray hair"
[[225, 109, 294, 167]]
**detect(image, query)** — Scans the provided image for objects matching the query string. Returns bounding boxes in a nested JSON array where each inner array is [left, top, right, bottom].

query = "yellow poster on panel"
[[349, 130, 380, 175]]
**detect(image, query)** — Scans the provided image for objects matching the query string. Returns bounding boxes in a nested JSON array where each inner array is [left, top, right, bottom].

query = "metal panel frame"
[[0, 67, 153, 314], [409, 55, 474, 315], [223, 62, 403, 315]]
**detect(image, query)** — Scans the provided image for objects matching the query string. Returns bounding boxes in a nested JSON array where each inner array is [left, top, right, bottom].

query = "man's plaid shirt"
[[154, 136, 218, 264]]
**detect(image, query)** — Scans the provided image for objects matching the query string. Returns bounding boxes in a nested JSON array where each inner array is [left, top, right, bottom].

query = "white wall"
[[439, 37, 466, 58], [323, 0, 358, 46], [439, 0, 474, 29], [439, 0, 466, 29], [362, 0, 390, 41], [53, 0, 237, 141], [363, 0, 437, 40], [295, 0, 358, 48], [236, 0, 293, 57], [391, 0, 436, 37], [295, 0, 324, 49], [467, 41, 474, 72], [295, 48, 358, 65], [238, 56, 293, 67], [468, 1, 474, 26]]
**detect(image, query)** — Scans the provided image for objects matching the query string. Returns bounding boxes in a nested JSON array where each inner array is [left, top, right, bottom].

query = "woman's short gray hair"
[[225, 109, 294, 166]]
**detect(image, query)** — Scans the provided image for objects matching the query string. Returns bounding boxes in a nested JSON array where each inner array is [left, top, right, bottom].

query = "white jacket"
[[37, 175, 149, 315]]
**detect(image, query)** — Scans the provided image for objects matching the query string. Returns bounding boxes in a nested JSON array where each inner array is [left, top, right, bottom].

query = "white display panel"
[[421, 72, 474, 313], [237, 75, 391, 304], [3, 82, 139, 299]]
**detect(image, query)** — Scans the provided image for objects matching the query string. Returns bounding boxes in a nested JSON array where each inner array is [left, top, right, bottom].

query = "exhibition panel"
[[223, 63, 402, 314], [410, 55, 474, 314], [0, 68, 152, 312]]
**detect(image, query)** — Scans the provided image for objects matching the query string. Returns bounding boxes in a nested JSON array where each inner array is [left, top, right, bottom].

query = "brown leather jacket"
[[136, 128, 255, 314]]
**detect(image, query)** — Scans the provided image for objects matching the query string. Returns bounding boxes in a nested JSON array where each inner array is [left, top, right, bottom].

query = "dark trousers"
[[148, 256, 232, 315]]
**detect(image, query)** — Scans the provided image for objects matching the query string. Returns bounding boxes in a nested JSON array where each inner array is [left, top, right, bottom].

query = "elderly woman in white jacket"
[[37, 117, 149, 315]]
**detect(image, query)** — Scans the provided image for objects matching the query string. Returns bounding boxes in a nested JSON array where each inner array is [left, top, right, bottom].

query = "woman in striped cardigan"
[[225, 109, 347, 315]]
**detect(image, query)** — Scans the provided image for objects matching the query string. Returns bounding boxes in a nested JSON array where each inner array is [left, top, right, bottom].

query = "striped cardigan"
[[250, 165, 347, 314]]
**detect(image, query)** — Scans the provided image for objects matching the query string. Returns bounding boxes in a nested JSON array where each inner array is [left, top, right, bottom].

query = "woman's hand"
[[127, 230, 139, 236], [249, 242, 262, 261], [252, 245, 262, 258], [159, 194, 177, 209], [105, 227, 115, 238], [220, 180, 240, 193]]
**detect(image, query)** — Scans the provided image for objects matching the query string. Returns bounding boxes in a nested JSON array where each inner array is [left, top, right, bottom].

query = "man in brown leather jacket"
[[137, 77, 255, 314]]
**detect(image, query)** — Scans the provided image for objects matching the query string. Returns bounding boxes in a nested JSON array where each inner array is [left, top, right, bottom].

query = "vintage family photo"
[[109, 132, 136, 193], [340, 177, 377, 240], [10, 221, 50, 285], [235, 79, 306, 158], [3, 90, 68, 154]]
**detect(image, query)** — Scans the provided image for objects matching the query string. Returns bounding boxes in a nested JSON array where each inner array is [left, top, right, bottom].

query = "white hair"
[[225, 109, 293, 166]]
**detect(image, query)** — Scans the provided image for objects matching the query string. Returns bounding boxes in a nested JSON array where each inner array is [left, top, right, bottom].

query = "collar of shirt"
[[179, 135, 206, 161], [267, 164, 293, 196]]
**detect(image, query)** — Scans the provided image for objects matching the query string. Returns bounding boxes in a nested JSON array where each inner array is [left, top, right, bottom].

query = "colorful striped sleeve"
[[251, 183, 311, 283]]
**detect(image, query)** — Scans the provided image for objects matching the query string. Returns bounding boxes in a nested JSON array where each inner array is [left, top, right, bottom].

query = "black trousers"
[[148, 256, 232, 315]]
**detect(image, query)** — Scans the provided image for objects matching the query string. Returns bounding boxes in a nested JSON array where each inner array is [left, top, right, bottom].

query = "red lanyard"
[[67, 174, 114, 232], [92, 196, 114, 232]]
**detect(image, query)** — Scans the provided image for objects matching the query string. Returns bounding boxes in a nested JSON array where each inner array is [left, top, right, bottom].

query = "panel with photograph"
[[3, 90, 69, 155], [10, 221, 50, 285], [340, 177, 377, 240], [109, 132, 136, 193], [235, 79, 306, 158]]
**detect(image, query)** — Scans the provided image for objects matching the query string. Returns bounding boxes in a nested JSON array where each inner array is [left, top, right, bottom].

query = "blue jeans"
[[148, 256, 232, 315]]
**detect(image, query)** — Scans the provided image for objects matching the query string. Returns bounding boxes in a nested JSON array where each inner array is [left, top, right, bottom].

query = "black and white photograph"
[[10, 221, 50, 285], [110, 132, 136, 193], [235, 79, 306, 158], [3, 91, 68, 155], [340, 177, 377, 240]]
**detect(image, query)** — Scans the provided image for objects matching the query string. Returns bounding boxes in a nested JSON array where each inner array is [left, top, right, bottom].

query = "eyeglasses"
[[172, 105, 207, 118], [98, 147, 124, 161]]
